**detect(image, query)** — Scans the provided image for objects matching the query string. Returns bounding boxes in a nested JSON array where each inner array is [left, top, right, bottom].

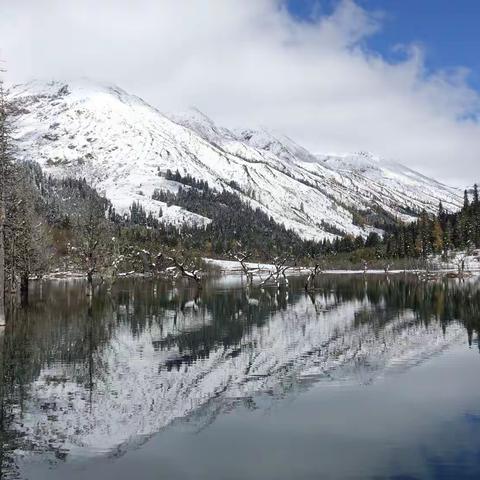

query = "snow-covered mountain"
[[9, 79, 462, 240]]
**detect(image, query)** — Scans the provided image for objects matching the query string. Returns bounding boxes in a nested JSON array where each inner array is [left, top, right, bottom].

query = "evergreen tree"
[[432, 219, 443, 254], [438, 201, 445, 223], [464, 189, 470, 209], [442, 221, 452, 256], [473, 184, 479, 207], [473, 184, 480, 247]]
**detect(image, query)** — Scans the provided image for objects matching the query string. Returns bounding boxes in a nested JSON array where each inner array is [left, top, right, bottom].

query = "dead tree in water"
[[71, 193, 111, 295], [455, 247, 474, 278], [362, 259, 368, 275], [260, 256, 291, 287], [5, 167, 50, 305], [305, 263, 322, 291], [228, 244, 260, 284], [159, 251, 203, 288]]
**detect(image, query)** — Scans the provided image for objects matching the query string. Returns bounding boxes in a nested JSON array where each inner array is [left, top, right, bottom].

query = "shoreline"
[[203, 258, 480, 278], [30, 257, 480, 282]]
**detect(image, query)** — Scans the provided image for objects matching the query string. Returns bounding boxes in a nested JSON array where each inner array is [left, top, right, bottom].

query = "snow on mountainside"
[[9, 79, 462, 240]]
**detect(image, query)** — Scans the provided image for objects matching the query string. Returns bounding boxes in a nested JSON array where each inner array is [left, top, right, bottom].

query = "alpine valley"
[[9, 79, 462, 241]]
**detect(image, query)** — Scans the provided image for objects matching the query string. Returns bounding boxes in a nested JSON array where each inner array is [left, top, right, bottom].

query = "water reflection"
[[0, 275, 479, 477]]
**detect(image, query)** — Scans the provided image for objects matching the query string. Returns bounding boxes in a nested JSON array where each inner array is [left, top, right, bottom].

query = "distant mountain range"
[[9, 79, 462, 240]]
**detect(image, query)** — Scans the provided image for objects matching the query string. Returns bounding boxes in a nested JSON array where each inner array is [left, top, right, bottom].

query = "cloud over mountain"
[[1, 0, 479, 185]]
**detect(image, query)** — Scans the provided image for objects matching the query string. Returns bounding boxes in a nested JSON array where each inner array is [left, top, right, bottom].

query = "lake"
[[1, 274, 479, 479]]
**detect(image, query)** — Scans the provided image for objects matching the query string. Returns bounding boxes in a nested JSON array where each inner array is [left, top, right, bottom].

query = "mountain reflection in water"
[[0, 274, 479, 478]]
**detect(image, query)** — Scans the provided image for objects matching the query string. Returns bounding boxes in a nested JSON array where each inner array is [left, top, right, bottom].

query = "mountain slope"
[[9, 80, 462, 240]]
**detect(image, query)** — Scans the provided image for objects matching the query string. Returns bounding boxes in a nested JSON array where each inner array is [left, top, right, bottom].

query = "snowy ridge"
[[10, 79, 462, 240], [16, 288, 465, 459]]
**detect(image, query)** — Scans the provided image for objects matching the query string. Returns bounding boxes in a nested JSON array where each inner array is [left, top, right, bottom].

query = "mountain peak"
[[236, 128, 319, 164], [9, 78, 155, 114], [166, 107, 237, 143], [318, 151, 386, 171]]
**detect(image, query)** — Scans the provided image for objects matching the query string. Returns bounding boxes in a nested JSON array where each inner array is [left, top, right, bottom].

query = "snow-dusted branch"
[[228, 244, 261, 284], [260, 256, 291, 287], [158, 251, 202, 287]]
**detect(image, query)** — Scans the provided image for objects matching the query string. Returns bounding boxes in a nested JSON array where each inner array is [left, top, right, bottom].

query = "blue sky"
[[287, 0, 480, 91]]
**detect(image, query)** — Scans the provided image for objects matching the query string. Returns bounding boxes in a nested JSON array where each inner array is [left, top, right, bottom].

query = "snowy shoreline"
[[203, 257, 480, 277], [32, 252, 480, 282]]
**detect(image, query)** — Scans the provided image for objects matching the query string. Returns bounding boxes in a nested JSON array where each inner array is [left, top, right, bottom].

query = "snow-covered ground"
[[9, 79, 462, 241], [204, 255, 480, 276], [429, 250, 480, 273]]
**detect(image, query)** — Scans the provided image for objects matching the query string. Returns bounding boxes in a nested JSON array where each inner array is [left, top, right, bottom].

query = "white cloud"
[[1, 0, 479, 186]]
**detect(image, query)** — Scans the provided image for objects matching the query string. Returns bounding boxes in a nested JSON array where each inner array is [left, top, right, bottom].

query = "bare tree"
[[4, 166, 50, 304], [260, 256, 291, 287], [158, 250, 203, 288], [0, 73, 51, 312], [304, 262, 322, 291], [362, 259, 368, 275], [456, 245, 474, 277], [0, 79, 7, 325], [0, 76, 14, 325], [70, 193, 112, 295], [228, 243, 260, 285]]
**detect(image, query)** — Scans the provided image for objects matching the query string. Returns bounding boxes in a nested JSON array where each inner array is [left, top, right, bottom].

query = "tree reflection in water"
[[0, 274, 478, 475]]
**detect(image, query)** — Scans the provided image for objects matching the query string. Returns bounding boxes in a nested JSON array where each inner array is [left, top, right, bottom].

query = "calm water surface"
[[0, 274, 479, 479]]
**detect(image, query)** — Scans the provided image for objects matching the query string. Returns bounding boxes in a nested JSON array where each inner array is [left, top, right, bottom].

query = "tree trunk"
[[0, 80, 7, 327], [0, 203, 5, 326], [87, 270, 94, 297], [20, 272, 28, 306]]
